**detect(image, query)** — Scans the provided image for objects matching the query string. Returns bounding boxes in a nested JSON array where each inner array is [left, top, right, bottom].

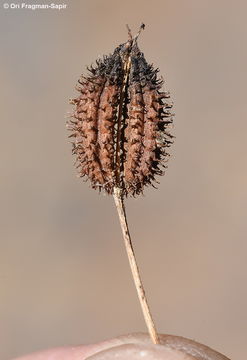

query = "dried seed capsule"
[[67, 26, 174, 196]]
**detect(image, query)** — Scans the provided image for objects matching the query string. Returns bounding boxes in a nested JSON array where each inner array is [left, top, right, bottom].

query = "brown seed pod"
[[67, 25, 175, 345], [67, 25, 174, 196]]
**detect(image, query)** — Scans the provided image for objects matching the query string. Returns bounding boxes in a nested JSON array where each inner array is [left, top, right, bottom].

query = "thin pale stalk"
[[113, 186, 160, 345]]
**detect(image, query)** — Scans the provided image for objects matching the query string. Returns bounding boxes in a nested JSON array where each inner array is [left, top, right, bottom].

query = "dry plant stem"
[[113, 186, 160, 345]]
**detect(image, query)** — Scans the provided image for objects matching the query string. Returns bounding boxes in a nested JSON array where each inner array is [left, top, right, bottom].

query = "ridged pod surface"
[[67, 35, 173, 196]]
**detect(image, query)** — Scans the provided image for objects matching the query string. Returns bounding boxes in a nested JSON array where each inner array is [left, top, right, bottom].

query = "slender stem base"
[[113, 187, 160, 344]]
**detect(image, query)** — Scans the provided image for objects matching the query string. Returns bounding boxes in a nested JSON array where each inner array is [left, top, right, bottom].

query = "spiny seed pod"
[[67, 24, 174, 196], [67, 25, 175, 345]]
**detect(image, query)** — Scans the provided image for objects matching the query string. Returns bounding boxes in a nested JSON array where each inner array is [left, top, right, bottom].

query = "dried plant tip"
[[67, 25, 174, 346], [67, 25, 173, 197]]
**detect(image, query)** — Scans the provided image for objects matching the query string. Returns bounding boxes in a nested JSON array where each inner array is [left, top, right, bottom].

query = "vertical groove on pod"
[[114, 45, 132, 188]]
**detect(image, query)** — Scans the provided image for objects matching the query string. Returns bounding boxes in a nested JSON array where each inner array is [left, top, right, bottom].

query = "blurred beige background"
[[0, 0, 247, 359]]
